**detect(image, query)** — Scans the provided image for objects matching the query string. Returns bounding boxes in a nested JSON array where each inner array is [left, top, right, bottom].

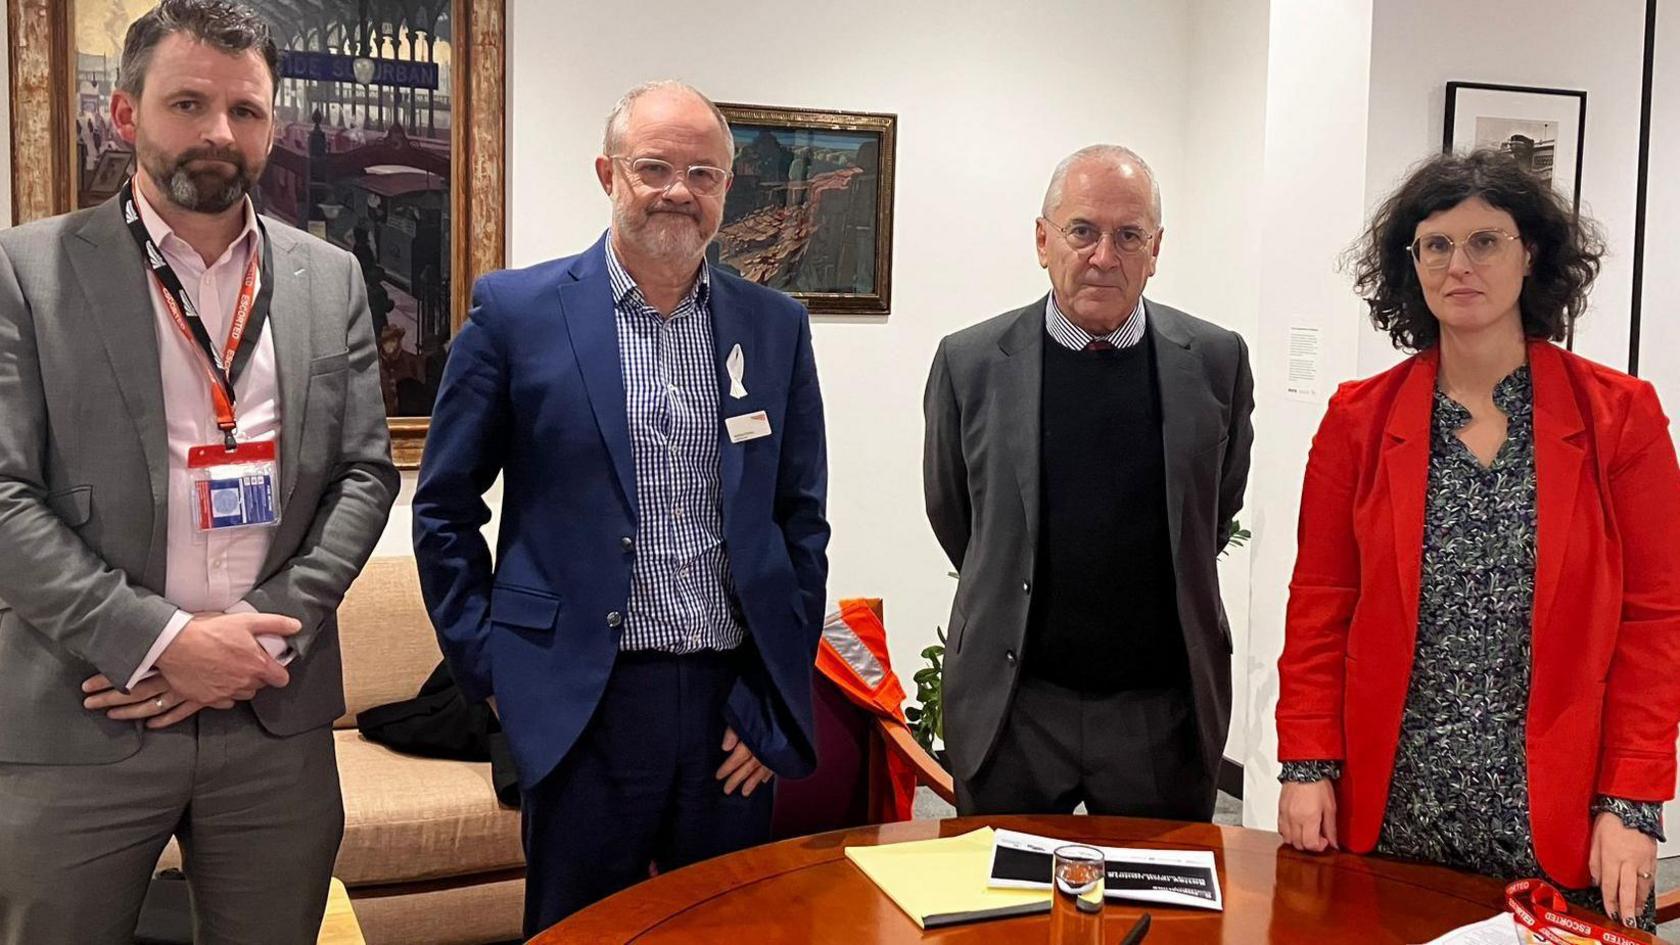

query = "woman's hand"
[[1590, 811, 1657, 926], [1278, 780, 1339, 852]]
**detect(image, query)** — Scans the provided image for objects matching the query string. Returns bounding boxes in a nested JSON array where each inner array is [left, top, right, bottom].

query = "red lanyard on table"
[[120, 178, 273, 450], [1507, 879, 1646, 945]]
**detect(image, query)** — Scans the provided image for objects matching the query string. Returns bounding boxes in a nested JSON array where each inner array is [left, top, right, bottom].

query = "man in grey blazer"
[[924, 145, 1253, 820], [0, 3, 397, 942]]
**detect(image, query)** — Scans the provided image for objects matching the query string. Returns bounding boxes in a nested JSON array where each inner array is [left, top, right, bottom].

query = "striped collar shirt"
[[606, 237, 745, 654], [1044, 293, 1148, 351]]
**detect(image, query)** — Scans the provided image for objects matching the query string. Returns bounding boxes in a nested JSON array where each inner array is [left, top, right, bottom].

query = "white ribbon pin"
[[726, 344, 748, 399]]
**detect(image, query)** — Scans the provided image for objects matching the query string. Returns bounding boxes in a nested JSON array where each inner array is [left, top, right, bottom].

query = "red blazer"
[[1276, 340, 1680, 887]]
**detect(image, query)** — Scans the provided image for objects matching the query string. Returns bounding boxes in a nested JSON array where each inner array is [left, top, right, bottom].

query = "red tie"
[[1084, 339, 1115, 352]]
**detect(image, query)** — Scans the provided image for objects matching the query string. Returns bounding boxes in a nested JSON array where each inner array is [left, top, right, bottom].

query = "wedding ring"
[[155, 696, 166, 709], [1639, 870, 1654, 880]]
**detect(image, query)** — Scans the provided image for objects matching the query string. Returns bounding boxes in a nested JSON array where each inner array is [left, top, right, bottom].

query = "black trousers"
[[519, 650, 774, 936], [956, 678, 1216, 820]]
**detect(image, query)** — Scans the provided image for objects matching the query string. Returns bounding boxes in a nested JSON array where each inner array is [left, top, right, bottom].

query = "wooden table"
[[536, 815, 1668, 944], [317, 878, 366, 945]]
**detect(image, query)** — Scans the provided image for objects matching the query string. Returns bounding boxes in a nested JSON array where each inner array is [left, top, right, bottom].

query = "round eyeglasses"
[[1410, 228, 1521, 270], [611, 156, 732, 197]]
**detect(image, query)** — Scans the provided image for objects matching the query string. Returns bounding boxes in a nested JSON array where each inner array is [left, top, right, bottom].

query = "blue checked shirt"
[[1045, 294, 1147, 351], [607, 240, 746, 653]]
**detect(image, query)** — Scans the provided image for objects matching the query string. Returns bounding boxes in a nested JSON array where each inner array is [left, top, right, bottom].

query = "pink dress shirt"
[[126, 187, 287, 689]]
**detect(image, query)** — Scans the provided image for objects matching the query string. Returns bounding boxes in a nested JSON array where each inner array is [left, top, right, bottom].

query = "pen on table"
[[1117, 912, 1152, 945]]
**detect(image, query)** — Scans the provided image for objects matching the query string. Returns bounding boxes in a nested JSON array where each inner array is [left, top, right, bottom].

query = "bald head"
[[602, 80, 732, 162], [1042, 145, 1162, 227]]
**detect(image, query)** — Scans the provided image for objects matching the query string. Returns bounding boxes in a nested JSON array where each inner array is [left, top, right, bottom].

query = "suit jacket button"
[[1022, 581, 1031, 593], [620, 537, 633, 551], [1005, 650, 1017, 665], [606, 612, 623, 628]]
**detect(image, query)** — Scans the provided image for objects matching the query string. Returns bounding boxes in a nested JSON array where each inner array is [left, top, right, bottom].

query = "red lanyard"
[[157, 250, 260, 444], [120, 178, 271, 450], [1506, 879, 1646, 945]]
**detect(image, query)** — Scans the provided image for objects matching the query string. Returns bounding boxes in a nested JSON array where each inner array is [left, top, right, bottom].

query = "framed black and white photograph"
[[1444, 81, 1587, 214]]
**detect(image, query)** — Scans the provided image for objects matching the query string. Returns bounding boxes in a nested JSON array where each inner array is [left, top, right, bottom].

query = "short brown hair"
[[119, 0, 280, 101], [1349, 149, 1604, 351]]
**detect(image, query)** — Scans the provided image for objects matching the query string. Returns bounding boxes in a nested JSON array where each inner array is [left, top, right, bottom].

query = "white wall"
[[1644, 0, 1680, 408], [1239, 0, 1374, 828], [1359, 0, 1649, 376], [1177, 0, 1272, 764], [493, 0, 1199, 688]]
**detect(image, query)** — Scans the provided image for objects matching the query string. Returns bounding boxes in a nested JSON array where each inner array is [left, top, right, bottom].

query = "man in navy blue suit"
[[413, 80, 829, 934]]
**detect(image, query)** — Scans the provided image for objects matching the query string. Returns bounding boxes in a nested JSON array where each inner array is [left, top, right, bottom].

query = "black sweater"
[[1022, 330, 1189, 692]]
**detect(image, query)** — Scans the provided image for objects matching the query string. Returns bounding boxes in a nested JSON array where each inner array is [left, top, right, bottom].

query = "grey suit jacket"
[[0, 197, 399, 764], [923, 296, 1254, 782]]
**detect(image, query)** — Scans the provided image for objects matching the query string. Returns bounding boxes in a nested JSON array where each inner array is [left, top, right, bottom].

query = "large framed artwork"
[[1443, 81, 1586, 215], [713, 103, 896, 316], [7, 0, 507, 468]]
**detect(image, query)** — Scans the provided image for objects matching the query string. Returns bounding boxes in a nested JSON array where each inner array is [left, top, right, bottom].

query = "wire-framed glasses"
[[1409, 228, 1521, 270]]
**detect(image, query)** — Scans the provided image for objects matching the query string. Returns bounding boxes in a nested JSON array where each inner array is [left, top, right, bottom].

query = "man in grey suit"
[[924, 145, 1253, 820], [0, 3, 397, 942]]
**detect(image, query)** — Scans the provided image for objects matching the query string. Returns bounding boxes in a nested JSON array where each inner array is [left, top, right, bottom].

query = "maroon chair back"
[[770, 670, 873, 839]]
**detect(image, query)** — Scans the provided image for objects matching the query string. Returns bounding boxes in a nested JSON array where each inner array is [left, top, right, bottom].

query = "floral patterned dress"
[[1280, 367, 1661, 931]]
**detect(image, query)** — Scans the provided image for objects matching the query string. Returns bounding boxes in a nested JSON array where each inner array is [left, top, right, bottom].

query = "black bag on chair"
[[356, 660, 520, 807]]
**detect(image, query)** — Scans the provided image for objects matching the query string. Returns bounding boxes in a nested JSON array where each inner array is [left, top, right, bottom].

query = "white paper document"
[[988, 829, 1223, 911], [1416, 912, 1521, 945]]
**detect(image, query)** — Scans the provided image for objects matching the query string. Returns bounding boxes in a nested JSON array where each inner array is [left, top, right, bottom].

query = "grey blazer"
[[923, 297, 1254, 782], [0, 197, 399, 765]]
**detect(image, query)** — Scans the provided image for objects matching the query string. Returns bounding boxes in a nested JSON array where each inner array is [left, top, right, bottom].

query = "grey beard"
[[614, 205, 712, 263], [165, 167, 248, 214]]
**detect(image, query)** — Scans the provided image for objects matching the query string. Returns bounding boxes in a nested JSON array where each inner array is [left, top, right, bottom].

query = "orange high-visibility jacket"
[[817, 600, 917, 822]]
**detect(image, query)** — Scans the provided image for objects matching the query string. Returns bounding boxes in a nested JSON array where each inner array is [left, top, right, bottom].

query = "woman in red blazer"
[[1275, 149, 1680, 933]]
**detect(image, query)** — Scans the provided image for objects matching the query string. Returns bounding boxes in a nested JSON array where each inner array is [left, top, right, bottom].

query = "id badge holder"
[[186, 440, 281, 534]]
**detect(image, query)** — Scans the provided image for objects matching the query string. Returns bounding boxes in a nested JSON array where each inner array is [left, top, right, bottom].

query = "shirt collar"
[[131, 183, 261, 272], [1044, 293, 1147, 351], [604, 232, 711, 311]]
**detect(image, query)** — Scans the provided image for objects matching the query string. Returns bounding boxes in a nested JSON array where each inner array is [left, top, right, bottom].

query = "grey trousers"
[[956, 678, 1216, 820], [0, 705, 343, 945]]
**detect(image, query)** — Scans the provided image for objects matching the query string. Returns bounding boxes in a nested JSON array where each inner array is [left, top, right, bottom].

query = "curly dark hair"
[[1348, 149, 1604, 351], [119, 0, 279, 101]]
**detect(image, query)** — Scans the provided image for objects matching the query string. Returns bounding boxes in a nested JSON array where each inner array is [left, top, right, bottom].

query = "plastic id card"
[[186, 439, 281, 532]]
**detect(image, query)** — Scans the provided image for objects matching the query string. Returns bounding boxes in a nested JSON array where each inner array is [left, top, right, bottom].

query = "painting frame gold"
[[715, 102, 896, 317], [7, 0, 507, 468]]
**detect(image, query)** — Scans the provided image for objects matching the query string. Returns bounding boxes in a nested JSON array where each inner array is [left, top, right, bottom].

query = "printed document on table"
[[988, 828, 1223, 911]]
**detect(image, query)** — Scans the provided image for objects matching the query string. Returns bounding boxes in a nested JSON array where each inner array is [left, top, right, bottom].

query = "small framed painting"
[[712, 103, 896, 316]]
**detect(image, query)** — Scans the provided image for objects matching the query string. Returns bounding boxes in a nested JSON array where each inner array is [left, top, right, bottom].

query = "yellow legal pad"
[[844, 827, 1053, 929]]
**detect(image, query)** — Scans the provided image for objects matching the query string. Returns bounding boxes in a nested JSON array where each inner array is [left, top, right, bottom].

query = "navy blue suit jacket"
[[413, 234, 829, 789]]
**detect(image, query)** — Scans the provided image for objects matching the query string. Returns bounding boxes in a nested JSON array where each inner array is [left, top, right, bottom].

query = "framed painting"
[[713, 103, 896, 316], [8, 0, 508, 468], [1443, 81, 1586, 215]]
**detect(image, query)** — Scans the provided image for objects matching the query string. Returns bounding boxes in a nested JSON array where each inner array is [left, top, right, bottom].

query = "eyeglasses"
[[1041, 217, 1158, 255], [1410, 228, 1521, 270], [611, 156, 732, 197]]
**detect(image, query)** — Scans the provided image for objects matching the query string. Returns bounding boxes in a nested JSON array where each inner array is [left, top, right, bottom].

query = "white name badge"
[[725, 410, 773, 443]]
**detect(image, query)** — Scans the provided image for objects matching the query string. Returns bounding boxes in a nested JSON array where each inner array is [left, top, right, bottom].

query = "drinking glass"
[[1049, 844, 1105, 945]]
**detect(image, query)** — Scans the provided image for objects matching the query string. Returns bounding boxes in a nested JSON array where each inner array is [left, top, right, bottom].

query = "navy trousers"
[[519, 649, 774, 936]]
